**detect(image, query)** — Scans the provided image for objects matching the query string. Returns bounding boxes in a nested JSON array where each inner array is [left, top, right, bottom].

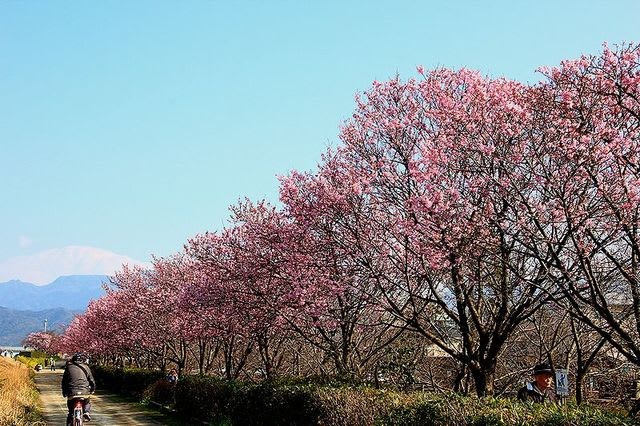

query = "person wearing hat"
[[517, 363, 556, 403], [62, 353, 96, 423]]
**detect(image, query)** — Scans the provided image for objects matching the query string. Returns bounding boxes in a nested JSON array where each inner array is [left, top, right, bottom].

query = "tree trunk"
[[575, 368, 586, 404], [454, 363, 467, 393], [470, 364, 495, 397], [257, 334, 273, 380]]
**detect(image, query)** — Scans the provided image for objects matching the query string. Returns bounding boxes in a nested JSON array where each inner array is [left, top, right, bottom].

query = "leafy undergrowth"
[[0, 357, 45, 426], [94, 366, 640, 426], [15, 355, 47, 369], [377, 393, 639, 426]]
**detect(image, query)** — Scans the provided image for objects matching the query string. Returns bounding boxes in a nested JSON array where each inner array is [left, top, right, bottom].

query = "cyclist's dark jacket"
[[61, 361, 95, 397]]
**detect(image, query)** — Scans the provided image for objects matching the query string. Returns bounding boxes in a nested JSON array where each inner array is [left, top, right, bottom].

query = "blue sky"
[[1, 1, 639, 279]]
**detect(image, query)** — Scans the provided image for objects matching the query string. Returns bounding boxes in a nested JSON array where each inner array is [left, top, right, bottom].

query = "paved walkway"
[[34, 369, 174, 425]]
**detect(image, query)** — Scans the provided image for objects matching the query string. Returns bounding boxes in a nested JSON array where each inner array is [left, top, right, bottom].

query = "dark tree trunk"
[[470, 363, 496, 397], [575, 368, 586, 404]]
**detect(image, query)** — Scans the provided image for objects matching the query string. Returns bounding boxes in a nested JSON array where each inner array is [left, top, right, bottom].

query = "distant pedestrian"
[[517, 363, 556, 403], [166, 368, 178, 384], [50, 357, 56, 371]]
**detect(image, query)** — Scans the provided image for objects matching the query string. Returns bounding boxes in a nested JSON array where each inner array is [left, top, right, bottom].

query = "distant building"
[[0, 346, 33, 358]]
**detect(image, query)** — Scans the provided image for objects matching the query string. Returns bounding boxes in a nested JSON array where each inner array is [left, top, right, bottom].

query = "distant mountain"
[[0, 246, 150, 285], [0, 275, 110, 311], [0, 306, 78, 346]]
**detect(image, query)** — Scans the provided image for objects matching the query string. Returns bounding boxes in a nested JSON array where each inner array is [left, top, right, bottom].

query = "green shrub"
[[378, 399, 444, 426], [228, 382, 322, 426], [174, 377, 328, 425], [92, 365, 165, 399], [379, 394, 639, 426], [30, 350, 47, 359], [314, 387, 405, 426], [174, 374, 238, 423], [142, 378, 176, 406], [15, 356, 46, 369], [87, 368, 640, 425]]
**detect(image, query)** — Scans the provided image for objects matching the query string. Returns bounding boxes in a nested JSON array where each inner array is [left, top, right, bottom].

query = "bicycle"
[[67, 394, 91, 426]]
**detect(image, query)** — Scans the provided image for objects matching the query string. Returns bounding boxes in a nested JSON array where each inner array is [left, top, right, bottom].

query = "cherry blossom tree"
[[294, 67, 557, 395], [58, 286, 144, 363], [280, 161, 412, 378], [111, 258, 202, 373], [187, 201, 308, 379], [56, 44, 639, 397], [23, 331, 60, 354], [184, 232, 259, 379], [527, 43, 640, 366]]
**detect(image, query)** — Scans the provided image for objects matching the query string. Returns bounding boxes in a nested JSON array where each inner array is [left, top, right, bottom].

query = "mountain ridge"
[[0, 274, 110, 311], [0, 275, 111, 346], [0, 306, 78, 346]]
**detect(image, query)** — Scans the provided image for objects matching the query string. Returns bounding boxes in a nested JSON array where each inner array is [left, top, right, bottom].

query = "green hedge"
[[174, 378, 639, 425], [378, 394, 639, 426], [174, 375, 236, 422], [92, 365, 165, 399], [90, 367, 639, 425], [142, 378, 177, 406], [228, 381, 322, 426]]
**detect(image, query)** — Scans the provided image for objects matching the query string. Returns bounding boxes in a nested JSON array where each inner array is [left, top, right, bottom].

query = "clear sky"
[[1, 1, 639, 280]]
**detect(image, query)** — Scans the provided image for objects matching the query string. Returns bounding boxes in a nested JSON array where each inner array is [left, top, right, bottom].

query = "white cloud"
[[18, 236, 33, 249], [0, 246, 151, 285]]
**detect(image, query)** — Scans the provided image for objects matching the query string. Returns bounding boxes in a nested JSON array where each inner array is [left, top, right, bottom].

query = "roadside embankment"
[[0, 356, 45, 426]]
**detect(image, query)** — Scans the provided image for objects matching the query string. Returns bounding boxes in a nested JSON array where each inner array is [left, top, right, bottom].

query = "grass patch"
[[0, 357, 45, 426], [15, 355, 47, 369]]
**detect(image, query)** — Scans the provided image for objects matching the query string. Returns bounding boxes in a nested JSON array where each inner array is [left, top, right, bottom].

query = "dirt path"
[[34, 369, 175, 425]]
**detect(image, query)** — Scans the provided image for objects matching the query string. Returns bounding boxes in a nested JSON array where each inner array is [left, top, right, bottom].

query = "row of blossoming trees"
[[28, 44, 639, 397]]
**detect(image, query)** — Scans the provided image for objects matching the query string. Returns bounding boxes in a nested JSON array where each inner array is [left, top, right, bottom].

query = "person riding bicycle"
[[62, 353, 96, 423]]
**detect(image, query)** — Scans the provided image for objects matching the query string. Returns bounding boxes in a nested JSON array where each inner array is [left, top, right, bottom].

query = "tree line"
[[26, 43, 640, 399]]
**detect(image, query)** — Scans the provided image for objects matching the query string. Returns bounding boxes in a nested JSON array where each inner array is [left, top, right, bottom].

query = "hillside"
[[0, 275, 109, 311], [0, 306, 78, 346], [0, 275, 110, 345]]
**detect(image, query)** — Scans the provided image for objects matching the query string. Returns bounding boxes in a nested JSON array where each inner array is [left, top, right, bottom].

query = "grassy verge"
[[15, 355, 47, 369], [0, 357, 45, 426], [95, 389, 193, 426]]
